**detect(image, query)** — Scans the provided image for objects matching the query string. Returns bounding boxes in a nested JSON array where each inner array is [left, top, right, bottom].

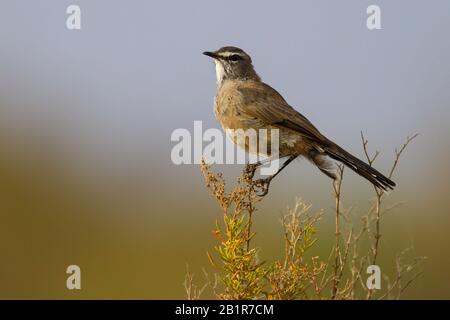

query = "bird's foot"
[[244, 163, 259, 180], [253, 177, 273, 197]]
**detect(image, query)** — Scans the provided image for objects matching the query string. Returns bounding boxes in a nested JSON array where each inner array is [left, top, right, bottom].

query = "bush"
[[185, 134, 424, 300]]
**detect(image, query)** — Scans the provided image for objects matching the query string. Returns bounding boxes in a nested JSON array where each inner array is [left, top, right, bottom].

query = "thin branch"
[[331, 165, 344, 299], [388, 134, 419, 179]]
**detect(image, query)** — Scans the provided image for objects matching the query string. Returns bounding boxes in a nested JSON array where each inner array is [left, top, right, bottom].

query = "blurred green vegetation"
[[0, 132, 449, 299]]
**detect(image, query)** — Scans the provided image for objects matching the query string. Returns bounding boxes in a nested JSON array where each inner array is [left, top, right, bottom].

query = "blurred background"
[[0, 0, 449, 299]]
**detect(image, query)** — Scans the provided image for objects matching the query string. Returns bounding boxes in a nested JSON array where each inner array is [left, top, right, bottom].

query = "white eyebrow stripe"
[[217, 51, 245, 58]]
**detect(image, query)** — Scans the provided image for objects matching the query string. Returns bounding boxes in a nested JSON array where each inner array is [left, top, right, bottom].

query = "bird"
[[203, 46, 395, 195]]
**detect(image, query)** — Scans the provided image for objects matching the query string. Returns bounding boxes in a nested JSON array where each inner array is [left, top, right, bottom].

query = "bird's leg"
[[244, 161, 261, 180], [243, 157, 273, 180], [254, 155, 297, 197]]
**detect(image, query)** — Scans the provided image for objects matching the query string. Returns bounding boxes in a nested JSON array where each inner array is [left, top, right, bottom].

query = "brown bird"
[[203, 46, 395, 195]]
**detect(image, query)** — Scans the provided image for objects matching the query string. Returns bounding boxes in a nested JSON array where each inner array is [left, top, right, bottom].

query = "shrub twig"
[[187, 134, 423, 300]]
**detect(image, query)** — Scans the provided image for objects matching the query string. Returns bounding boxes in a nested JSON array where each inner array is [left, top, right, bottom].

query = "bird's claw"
[[244, 163, 259, 180], [254, 178, 272, 197]]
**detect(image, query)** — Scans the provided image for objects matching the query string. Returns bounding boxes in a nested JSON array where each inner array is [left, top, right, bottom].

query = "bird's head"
[[203, 46, 260, 84]]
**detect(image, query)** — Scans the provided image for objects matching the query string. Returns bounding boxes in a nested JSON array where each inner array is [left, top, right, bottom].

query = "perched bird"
[[203, 46, 395, 195]]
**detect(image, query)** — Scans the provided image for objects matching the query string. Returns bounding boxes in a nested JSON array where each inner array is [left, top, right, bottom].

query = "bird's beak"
[[203, 51, 219, 59]]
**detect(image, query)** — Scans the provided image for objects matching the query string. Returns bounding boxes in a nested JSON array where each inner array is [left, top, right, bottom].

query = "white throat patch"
[[214, 60, 225, 85]]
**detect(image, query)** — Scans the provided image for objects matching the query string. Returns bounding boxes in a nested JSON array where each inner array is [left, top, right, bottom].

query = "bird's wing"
[[234, 80, 327, 144]]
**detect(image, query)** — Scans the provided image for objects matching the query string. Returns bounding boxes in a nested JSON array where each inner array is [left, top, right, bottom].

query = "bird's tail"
[[323, 141, 396, 191]]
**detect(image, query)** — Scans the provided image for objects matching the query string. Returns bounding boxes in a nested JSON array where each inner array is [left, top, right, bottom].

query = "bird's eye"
[[229, 54, 241, 62]]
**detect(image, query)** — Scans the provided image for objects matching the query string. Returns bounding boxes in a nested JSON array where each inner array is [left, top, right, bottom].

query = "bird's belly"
[[220, 121, 309, 157], [214, 102, 311, 157]]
